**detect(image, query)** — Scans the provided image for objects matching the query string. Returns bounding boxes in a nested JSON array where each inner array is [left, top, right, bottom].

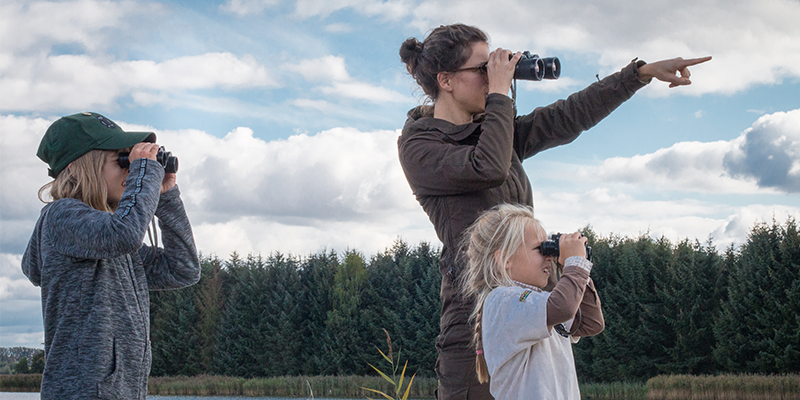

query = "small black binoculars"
[[118, 146, 179, 173], [514, 51, 560, 81], [540, 233, 592, 262]]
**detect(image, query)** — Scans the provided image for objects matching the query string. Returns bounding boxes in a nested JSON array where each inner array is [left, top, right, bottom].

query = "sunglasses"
[[453, 62, 488, 75]]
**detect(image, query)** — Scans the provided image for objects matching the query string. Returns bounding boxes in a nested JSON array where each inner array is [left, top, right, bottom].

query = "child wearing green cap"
[[22, 112, 201, 399]]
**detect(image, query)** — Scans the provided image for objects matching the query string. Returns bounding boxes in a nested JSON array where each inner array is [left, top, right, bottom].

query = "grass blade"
[[360, 387, 394, 400]]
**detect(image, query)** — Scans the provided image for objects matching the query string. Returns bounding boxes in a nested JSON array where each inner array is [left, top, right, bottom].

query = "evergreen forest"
[[148, 216, 800, 382]]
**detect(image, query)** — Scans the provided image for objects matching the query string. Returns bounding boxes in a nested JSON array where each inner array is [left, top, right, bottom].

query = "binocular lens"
[[542, 57, 560, 80], [513, 52, 561, 81], [540, 234, 592, 262], [515, 57, 545, 81], [117, 146, 179, 173]]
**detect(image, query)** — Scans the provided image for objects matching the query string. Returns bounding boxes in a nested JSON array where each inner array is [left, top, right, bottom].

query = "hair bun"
[[399, 38, 423, 67]]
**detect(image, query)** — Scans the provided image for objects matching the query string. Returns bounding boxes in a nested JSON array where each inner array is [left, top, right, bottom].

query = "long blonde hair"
[[460, 204, 547, 383], [38, 149, 114, 212]]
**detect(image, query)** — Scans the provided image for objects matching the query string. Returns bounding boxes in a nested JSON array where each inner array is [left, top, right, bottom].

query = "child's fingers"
[[129, 142, 159, 161], [559, 232, 587, 261]]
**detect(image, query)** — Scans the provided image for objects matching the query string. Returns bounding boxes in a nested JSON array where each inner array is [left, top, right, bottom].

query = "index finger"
[[681, 56, 712, 67]]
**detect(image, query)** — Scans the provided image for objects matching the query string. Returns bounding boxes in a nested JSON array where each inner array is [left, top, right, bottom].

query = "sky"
[[1, 0, 799, 349]]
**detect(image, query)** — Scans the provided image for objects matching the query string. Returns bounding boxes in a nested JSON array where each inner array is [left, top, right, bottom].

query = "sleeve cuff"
[[632, 58, 652, 84], [565, 256, 593, 274]]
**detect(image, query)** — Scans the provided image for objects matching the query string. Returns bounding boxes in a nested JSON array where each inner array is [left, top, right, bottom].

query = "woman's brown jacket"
[[397, 60, 648, 332]]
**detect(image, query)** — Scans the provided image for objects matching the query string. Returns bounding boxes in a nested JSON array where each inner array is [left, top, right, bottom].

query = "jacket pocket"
[[97, 337, 122, 399]]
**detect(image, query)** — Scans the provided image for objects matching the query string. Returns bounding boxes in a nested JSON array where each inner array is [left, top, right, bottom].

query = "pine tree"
[[13, 357, 29, 374], [194, 255, 226, 373], [150, 283, 202, 376], [29, 350, 45, 374], [326, 250, 371, 374], [214, 254, 273, 377], [298, 250, 338, 375], [714, 217, 800, 373], [401, 241, 441, 378], [663, 239, 720, 374], [581, 234, 674, 382]]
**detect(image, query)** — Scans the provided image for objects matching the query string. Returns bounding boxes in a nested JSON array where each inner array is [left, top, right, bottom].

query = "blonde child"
[[21, 112, 201, 399], [461, 203, 604, 399]]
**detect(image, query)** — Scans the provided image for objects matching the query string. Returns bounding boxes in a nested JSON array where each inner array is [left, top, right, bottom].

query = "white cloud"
[[0, 115, 54, 221], [121, 53, 277, 90], [533, 188, 800, 248], [576, 139, 763, 194], [0, 327, 44, 349], [319, 81, 412, 103], [0, 253, 42, 348], [283, 55, 413, 103], [283, 55, 351, 82], [723, 109, 800, 192], [407, 0, 800, 96], [0, 0, 165, 54], [519, 77, 581, 94], [0, 53, 278, 111], [325, 23, 354, 33], [220, 0, 280, 16], [107, 123, 436, 256], [0, 253, 39, 301], [572, 109, 800, 194], [293, 0, 412, 19]]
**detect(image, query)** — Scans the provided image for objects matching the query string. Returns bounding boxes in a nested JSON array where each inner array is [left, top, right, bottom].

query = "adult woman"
[[397, 24, 709, 400]]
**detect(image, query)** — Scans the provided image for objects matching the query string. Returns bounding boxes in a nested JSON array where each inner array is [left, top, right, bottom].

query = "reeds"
[[581, 381, 648, 399], [147, 374, 438, 398], [647, 374, 800, 400], [0, 373, 42, 392], [9, 373, 800, 399]]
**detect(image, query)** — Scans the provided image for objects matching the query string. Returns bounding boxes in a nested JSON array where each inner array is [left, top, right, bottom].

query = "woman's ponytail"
[[474, 305, 490, 383]]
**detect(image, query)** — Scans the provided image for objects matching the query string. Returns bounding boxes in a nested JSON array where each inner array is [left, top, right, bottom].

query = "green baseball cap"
[[37, 112, 156, 178]]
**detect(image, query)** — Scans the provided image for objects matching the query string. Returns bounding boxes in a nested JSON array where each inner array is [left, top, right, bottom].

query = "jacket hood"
[[402, 105, 483, 142]]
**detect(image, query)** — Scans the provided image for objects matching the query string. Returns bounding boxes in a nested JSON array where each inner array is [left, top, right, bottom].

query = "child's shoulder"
[[43, 197, 91, 213], [488, 285, 548, 305], [38, 198, 95, 224]]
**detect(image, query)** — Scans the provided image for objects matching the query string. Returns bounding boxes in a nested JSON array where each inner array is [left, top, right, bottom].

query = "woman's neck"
[[433, 97, 473, 125]]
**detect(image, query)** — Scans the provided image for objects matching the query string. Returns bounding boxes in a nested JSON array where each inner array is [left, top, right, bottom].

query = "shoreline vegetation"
[[3, 374, 800, 399]]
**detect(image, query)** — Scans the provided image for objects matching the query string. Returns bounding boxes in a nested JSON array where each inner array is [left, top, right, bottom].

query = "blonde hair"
[[38, 149, 114, 212], [460, 203, 547, 383]]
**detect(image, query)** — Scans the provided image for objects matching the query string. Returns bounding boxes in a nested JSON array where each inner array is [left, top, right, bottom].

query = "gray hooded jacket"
[[22, 158, 200, 399]]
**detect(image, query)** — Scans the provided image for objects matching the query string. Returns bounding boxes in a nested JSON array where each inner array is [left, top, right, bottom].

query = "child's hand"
[[558, 232, 588, 266], [161, 173, 176, 193], [129, 142, 160, 161], [129, 142, 176, 193]]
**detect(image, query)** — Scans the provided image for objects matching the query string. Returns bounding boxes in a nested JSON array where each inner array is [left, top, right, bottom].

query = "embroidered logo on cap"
[[519, 290, 532, 302], [94, 115, 116, 129]]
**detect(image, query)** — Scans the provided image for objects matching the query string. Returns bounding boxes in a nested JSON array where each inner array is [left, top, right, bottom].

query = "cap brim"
[[94, 131, 156, 150]]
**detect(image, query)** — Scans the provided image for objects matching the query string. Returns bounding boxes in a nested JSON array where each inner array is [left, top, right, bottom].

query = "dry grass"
[[148, 374, 438, 398], [0, 374, 42, 392], [647, 374, 800, 400]]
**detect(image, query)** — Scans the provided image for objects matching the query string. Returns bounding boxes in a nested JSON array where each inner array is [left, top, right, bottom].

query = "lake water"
[[1, 394, 353, 400]]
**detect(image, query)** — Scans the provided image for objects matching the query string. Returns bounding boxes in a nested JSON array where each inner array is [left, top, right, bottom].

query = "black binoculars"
[[514, 51, 560, 81], [540, 233, 592, 262], [118, 146, 179, 173]]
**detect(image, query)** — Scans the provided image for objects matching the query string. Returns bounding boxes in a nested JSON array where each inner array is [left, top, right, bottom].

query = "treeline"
[[149, 217, 800, 382], [150, 241, 442, 378], [0, 348, 44, 375]]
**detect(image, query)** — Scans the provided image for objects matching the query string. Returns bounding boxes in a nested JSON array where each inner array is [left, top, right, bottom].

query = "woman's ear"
[[437, 71, 453, 93]]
